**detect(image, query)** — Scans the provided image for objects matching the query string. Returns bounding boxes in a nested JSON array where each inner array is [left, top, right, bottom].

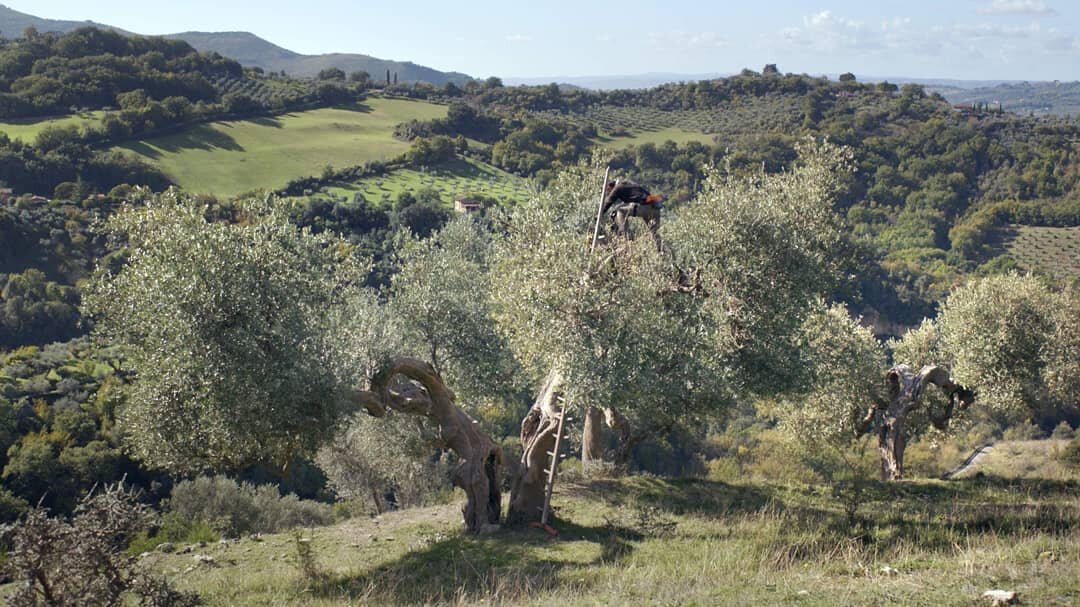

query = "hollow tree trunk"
[[878, 417, 907, 481], [350, 357, 502, 533], [866, 364, 976, 481], [604, 407, 636, 467], [582, 406, 605, 470], [508, 369, 565, 524]]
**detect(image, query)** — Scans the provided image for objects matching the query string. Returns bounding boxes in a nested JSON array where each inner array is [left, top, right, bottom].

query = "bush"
[[1061, 436, 1080, 468], [0, 487, 29, 523], [127, 511, 218, 554], [167, 476, 333, 538], [2, 483, 199, 607], [1050, 421, 1075, 440], [1002, 421, 1046, 441]]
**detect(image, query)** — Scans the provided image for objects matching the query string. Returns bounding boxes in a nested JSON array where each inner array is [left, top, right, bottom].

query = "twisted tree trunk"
[[581, 406, 605, 470], [508, 369, 565, 523], [861, 364, 976, 481], [350, 357, 502, 533]]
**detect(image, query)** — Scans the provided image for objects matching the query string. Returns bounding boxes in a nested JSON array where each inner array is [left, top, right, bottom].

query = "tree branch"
[[914, 365, 977, 432]]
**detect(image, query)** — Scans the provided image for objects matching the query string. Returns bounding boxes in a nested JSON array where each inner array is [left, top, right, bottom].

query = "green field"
[[0, 111, 105, 143], [1001, 224, 1080, 280], [116, 98, 448, 196], [134, 441, 1078, 606], [318, 156, 532, 207]]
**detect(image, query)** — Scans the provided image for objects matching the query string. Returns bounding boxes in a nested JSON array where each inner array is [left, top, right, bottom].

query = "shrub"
[[127, 511, 218, 555], [1002, 421, 1046, 441], [1061, 435, 1080, 468], [1050, 421, 1075, 440], [0, 487, 29, 523], [167, 476, 333, 538], [2, 483, 199, 607]]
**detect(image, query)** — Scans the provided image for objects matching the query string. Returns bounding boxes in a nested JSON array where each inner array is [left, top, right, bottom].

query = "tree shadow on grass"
[[571, 477, 774, 517], [125, 124, 245, 155], [839, 475, 1080, 553], [329, 102, 374, 114], [247, 116, 284, 128], [311, 520, 642, 605]]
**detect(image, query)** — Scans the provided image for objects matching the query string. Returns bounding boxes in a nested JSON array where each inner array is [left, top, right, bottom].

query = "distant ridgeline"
[[390, 70, 1079, 326], [0, 37, 1076, 332], [0, 4, 471, 85], [932, 80, 1080, 118]]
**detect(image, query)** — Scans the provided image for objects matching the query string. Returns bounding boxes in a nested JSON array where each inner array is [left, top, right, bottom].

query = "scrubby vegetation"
[[0, 26, 1076, 605]]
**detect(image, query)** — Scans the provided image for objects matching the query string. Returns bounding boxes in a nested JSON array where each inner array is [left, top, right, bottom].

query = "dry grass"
[[129, 445, 1079, 606]]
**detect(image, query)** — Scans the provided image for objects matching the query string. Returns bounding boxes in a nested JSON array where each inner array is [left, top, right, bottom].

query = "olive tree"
[[936, 273, 1074, 420], [490, 140, 854, 520], [83, 191, 361, 471], [782, 273, 1076, 481], [780, 303, 973, 481], [387, 216, 520, 412], [86, 193, 505, 533]]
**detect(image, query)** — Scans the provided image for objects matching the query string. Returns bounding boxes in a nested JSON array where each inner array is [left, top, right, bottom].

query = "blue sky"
[[10, 0, 1080, 80]]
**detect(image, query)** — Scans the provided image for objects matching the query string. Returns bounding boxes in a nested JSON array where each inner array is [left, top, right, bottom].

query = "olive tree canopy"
[[84, 191, 365, 471]]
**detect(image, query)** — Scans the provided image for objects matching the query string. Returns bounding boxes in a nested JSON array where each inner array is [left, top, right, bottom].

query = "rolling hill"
[[930, 80, 1080, 116], [0, 4, 130, 35], [165, 31, 472, 84], [114, 97, 448, 196], [0, 5, 470, 86]]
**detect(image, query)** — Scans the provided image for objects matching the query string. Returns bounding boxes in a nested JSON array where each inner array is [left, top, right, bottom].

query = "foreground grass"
[[144, 468, 1078, 605], [0, 111, 105, 142], [115, 98, 447, 196]]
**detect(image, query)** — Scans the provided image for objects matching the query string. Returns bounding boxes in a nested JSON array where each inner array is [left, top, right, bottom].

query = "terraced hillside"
[[535, 95, 804, 142], [322, 157, 532, 207], [115, 98, 448, 196], [1000, 225, 1080, 280]]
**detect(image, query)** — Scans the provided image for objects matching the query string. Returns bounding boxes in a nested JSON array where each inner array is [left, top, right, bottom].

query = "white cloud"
[[505, 34, 532, 42], [646, 30, 728, 50], [766, 10, 1078, 59], [976, 1, 1057, 16]]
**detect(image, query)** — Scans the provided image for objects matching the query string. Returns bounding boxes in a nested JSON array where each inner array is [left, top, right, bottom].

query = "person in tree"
[[601, 178, 664, 248]]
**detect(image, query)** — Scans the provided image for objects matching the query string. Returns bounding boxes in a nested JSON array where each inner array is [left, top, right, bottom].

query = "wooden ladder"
[[539, 396, 570, 526]]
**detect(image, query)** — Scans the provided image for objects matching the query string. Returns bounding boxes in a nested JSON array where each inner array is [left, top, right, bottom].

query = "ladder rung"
[[546, 451, 557, 457]]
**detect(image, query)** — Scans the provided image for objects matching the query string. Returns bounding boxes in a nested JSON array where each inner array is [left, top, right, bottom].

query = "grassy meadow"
[[0, 111, 105, 143], [320, 156, 533, 207], [115, 98, 447, 196], [136, 440, 1078, 606]]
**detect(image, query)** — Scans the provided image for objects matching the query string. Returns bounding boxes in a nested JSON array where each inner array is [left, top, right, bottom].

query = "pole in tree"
[[590, 167, 610, 251]]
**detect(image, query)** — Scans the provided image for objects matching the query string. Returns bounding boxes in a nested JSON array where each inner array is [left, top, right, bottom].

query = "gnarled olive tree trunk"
[[508, 369, 565, 523], [582, 406, 605, 469], [857, 364, 976, 481], [350, 357, 502, 533]]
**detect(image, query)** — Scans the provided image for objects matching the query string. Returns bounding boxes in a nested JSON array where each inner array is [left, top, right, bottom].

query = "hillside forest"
[[0, 26, 1077, 606]]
